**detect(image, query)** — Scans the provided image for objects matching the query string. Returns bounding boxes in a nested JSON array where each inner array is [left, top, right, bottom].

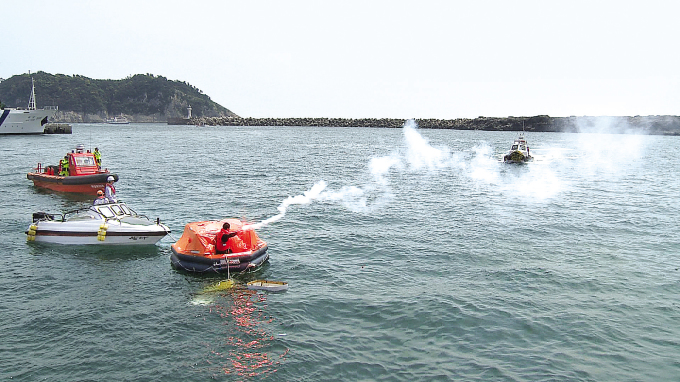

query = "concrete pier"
[[43, 123, 72, 134]]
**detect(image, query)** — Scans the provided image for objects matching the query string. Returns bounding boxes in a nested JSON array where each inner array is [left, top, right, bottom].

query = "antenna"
[[28, 77, 37, 110]]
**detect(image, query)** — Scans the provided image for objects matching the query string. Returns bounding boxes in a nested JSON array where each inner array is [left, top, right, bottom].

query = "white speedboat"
[[0, 78, 57, 134], [26, 201, 170, 245], [503, 134, 534, 163]]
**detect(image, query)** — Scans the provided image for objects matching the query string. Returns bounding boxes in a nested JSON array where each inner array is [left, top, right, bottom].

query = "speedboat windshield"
[[94, 203, 133, 219]]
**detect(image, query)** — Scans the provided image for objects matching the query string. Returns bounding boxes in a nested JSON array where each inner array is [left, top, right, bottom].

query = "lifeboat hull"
[[170, 244, 269, 273], [27, 172, 118, 195]]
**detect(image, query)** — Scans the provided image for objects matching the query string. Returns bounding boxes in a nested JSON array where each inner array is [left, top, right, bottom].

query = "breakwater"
[[174, 115, 680, 135]]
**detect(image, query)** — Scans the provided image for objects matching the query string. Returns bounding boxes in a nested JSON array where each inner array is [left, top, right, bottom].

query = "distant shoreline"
[[167, 115, 680, 135]]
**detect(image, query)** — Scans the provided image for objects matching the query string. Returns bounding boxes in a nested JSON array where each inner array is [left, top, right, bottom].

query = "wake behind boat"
[[0, 77, 57, 134], [503, 134, 534, 163], [26, 201, 170, 245]]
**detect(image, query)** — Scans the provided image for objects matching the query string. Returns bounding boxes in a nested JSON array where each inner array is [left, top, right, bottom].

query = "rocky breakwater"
[[179, 115, 680, 135], [185, 116, 556, 130]]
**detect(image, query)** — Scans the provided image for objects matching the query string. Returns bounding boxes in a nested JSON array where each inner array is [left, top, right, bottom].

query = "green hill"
[[0, 71, 238, 122]]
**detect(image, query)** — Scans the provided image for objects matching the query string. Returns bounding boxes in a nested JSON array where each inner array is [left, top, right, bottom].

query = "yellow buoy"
[[27, 225, 37, 241], [97, 224, 108, 241]]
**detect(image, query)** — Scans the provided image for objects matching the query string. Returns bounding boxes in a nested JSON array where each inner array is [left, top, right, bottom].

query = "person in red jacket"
[[215, 222, 239, 254]]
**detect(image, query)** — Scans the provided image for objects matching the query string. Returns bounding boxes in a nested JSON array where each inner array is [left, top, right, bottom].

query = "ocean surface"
[[1, 122, 679, 381]]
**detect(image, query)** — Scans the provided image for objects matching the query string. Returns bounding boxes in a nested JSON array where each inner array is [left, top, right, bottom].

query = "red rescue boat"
[[27, 144, 118, 195]]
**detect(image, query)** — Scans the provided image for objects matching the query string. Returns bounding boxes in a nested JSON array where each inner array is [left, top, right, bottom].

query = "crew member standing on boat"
[[93, 147, 102, 169], [93, 190, 107, 205], [105, 176, 117, 203], [59, 156, 69, 176], [215, 222, 238, 254]]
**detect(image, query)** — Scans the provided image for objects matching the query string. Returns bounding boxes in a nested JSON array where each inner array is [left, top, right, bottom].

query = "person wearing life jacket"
[[104, 176, 117, 203], [215, 222, 239, 254], [93, 190, 108, 205], [93, 147, 102, 169], [59, 156, 69, 176]]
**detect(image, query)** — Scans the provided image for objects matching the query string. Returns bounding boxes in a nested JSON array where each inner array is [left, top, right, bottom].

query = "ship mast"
[[28, 77, 37, 110]]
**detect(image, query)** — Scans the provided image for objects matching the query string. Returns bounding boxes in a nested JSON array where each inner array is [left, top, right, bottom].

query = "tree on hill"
[[0, 71, 238, 119]]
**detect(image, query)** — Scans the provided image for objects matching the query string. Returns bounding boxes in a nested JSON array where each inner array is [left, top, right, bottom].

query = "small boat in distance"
[[26, 201, 170, 245], [106, 115, 130, 124], [503, 134, 534, 164], [27, 144, 118, 195], [0, 77, 57, 134], [171, 219, 269, 273]]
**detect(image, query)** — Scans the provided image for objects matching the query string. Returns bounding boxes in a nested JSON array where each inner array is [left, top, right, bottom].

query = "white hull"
[[247, 280, 288, 292], [0, 108, 55, 134], [27, 202, 170, 245], [31, 232, 166, 245]]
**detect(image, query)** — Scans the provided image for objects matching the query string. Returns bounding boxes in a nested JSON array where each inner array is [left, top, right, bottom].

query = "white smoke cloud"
[[402, 120, 452, 171], [243, 180, 328, 230], [247, 118, 645, 229]]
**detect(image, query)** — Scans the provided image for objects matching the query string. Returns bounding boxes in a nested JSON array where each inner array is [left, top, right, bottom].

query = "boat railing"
[[32, 208, 85, 222], [63, 207, 94, 220]]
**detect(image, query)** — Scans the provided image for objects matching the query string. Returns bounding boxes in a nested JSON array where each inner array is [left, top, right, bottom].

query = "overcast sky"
[[3, 0, 678, 119]]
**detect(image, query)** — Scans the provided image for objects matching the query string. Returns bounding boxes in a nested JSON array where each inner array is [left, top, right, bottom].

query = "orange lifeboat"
[[170, 219, 269, 273]]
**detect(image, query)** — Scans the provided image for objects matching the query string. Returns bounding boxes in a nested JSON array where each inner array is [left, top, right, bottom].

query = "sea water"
[[1, 122, 679, 381]]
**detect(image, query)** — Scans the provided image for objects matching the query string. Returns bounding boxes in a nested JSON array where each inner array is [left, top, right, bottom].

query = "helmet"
[[107, 176, 115, 182], [97, 190, 104, 196]]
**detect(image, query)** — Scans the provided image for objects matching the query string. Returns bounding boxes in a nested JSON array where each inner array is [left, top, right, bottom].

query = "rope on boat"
[[165, 232, 179, 242]]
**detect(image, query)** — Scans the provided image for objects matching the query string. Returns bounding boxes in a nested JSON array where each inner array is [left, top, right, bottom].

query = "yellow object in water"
[[201, 279, 235, 293]]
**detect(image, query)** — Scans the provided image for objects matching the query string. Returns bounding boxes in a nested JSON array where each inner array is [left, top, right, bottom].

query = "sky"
[[3, 0, 679, 119]]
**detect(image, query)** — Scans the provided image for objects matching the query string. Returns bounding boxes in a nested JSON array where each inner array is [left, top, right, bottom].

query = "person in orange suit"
[[215, 222, 239, 254]]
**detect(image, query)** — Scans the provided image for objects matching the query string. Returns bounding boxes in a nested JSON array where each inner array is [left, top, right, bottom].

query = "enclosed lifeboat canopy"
[[170, 219, 269, 273], [173, 219, 260, 255]]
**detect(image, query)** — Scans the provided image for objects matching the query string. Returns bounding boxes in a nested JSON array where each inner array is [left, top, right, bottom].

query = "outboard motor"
[[32, 212, 54, 223]]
